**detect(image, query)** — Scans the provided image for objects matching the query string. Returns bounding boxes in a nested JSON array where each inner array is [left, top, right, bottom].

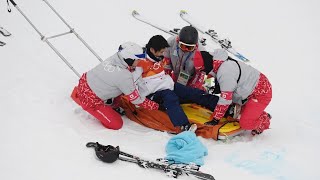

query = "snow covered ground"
[[1, 0, 320, 179]]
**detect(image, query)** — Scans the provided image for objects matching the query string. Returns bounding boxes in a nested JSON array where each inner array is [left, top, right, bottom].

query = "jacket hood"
[[207, 49, 229, 77], [105, 53, 130, 69]]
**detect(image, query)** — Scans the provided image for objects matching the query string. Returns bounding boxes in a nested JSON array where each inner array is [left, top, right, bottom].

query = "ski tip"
[[180, 10, 187, 15], [132, 10, 139, 16], [239, 58, 250, 63]]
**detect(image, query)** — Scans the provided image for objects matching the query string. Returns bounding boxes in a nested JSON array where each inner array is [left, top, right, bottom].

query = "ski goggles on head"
[[178, 41, 196, 52]]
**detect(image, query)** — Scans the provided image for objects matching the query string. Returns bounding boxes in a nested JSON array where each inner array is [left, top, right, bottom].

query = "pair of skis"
[[132, 10, 250, 62], [87, 142, 215, 180], [0, 27, 12, 46]]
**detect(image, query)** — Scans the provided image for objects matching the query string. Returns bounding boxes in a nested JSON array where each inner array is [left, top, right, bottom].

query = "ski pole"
[[8, 0, 44, 38], [42, 0, 103, 62], [7, 0, 81, 77]]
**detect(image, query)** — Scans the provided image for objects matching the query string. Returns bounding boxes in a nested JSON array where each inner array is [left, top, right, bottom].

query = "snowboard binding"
[[219, 38, 232, 48], [207, 29, 218, 37], [86, 142, 120, 163]]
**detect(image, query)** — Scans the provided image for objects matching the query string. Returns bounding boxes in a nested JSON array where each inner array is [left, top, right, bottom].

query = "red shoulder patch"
[[193, 51, 204, 71]]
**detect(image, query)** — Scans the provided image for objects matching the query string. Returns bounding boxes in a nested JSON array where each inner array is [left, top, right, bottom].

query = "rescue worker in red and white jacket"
[[74, 42, 159, 130], [163, 25, 216, 90], [204, 50, 272, 135]]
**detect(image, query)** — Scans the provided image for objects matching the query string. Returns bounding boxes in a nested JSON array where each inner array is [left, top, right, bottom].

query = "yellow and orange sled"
[[72, 87, 244, 140], [121, 98, 244, 140]]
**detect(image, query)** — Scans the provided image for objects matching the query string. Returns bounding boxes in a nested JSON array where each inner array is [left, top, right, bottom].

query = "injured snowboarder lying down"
[[133, 35, 220, 131]]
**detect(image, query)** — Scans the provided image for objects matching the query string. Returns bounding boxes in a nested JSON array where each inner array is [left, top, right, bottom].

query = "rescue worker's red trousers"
[[73, 73, 123, 130], [239, 74, 272, 132]]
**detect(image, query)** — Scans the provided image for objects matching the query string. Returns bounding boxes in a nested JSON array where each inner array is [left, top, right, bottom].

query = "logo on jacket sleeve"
[[221, 91, 233, 100], [126, 89, 140, 101]]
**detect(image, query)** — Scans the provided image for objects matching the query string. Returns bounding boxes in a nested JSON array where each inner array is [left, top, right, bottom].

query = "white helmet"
[[118, 42, 145, 60]]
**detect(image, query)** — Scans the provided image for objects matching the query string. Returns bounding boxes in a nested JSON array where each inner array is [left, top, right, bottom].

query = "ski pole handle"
[[8, 0, 17, 6]]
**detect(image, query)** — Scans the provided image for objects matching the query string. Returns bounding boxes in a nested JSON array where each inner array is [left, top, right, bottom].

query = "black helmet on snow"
[[86, 142, 120, 163], [178, 26, 198, 45]]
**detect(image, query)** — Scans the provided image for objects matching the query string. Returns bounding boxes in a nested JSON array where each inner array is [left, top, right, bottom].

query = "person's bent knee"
[[101, 118, 123, 130], [94, 106, 124, 130], [239, 119, 256, 130]]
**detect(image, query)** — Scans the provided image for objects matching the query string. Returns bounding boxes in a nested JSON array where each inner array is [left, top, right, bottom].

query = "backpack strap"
[[227, 57, 241, 83], [228, 58, 248, 104], [200, 51, 241, 83], [210, 57, 242, 94]]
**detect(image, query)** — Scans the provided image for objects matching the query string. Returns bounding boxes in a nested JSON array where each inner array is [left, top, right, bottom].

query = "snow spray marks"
[[225, 148, 290, 180]]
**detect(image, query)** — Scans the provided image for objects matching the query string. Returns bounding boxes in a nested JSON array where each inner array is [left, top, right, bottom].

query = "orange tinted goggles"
[[178, 41, 196, 52]]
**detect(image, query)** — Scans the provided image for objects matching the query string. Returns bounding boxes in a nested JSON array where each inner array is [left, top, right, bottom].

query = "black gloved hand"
[[224, 104, 235, 118], [204, 118, 220, 126]]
